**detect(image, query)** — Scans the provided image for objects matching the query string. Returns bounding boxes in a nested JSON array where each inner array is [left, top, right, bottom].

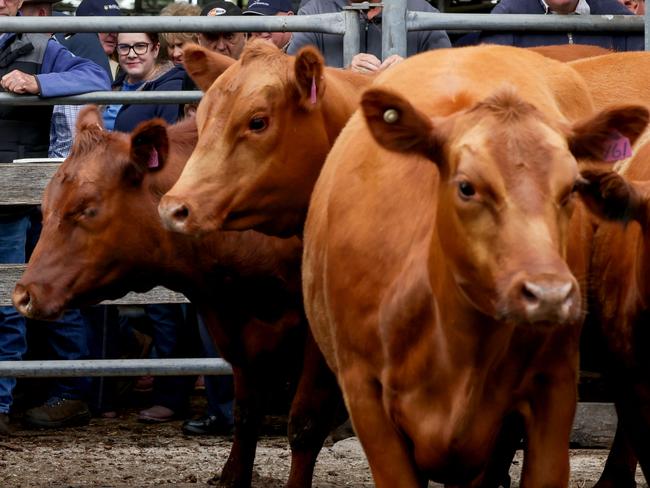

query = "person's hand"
[[1, 70, 39, 94], [379, 54, 404, 71], [349, 53, 382, 73]]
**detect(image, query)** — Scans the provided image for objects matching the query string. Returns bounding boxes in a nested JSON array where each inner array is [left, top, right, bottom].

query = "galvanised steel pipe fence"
[[0, 5, 645, 381]]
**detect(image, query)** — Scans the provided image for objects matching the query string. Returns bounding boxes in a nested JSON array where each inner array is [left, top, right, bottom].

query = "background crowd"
[[0, 0, 645, 437]]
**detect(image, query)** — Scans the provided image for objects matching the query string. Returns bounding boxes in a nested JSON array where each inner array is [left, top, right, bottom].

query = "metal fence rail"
[[0, 91, 203, 106], [0, 358, 233, 377]]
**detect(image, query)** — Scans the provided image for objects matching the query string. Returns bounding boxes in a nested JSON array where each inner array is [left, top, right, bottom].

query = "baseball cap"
[[21, 0, 61, 4], [76, 0, 121, 16], [243, 0, 293, 15], [200, 0, 243, 16]]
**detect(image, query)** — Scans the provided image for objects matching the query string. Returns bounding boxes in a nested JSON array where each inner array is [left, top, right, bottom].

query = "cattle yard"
[[1, 4, 650, 488], [0, 410, 646, 488]]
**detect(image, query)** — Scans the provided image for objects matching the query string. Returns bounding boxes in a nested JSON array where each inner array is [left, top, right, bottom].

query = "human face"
[[544, 0, 580, 13], [248, 12, 293, 50], [618, 0, 645, 14], [0, 0, 23, 17], [166, 35, 194, 65], [198, 31, 245, 60], [99, 32, 118, 56], [117, 33, 159, 83]]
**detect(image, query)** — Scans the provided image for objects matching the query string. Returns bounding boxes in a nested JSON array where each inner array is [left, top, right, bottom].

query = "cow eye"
[[249, 117, 268, 132], [458, 181, 476, 199], [82, 207, 98, 219]]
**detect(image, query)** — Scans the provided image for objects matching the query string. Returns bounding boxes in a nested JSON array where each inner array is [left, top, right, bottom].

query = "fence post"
[[343, 8, 361, 68], [382, 0, 407, 61]]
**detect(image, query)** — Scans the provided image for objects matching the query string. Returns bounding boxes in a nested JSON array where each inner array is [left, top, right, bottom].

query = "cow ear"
[[294, 46, 325, 110], [76, 105, 104, 132], [576, 169, 647, 223], [183, 44, 235, 92], [361, 87, 446, 164], [127, 119, 170, 185], [569, 105, 649, 162]]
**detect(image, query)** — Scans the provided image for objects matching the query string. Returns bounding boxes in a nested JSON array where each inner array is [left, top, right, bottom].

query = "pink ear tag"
[[310, 76, 317, 105], [147, 148, 159, 169], [603, 130, 633, 162]]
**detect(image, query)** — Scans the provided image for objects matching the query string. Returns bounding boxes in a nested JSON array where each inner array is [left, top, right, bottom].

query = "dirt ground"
[[0, 405, 647, 488]]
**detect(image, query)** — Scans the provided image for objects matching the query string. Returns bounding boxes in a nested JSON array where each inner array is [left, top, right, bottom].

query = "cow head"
[[361, 87, 648, 326], [12, 107, 187, 319], [159, 40, 365, 237]]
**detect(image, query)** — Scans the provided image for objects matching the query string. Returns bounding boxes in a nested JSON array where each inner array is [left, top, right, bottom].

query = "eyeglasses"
[[116, 42, 153, 56]]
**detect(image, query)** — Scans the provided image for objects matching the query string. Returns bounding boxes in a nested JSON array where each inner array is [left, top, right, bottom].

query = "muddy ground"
[[0, 407, 647, 488]]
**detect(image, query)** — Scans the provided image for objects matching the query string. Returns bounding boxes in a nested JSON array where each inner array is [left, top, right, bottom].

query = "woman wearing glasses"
[[102, 32, 186, 131]]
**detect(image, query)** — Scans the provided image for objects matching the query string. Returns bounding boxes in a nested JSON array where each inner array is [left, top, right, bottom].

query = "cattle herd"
[[9, 40, 650, 488]]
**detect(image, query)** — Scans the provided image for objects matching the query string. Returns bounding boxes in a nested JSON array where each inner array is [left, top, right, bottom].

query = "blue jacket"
[[0, 34, 112, 96], [112, 64, 185, 133], [287, 0, 451, 68], [472, 0, 643, 51]]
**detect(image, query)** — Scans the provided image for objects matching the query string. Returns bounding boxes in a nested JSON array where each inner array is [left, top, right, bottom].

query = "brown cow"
[[12, 107, 343, 488], [571, 51, 650, 111], [158, 40, 371, 238], [529, 44, 611, 63], [302, 45, 648, 487], [568, 133, 650, 488]]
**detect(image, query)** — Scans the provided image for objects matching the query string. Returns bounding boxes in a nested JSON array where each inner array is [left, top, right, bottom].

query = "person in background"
[[103, 31, 185, 131], [287, 0, 451, 72], [618, 0, 646, 14], [0, 0, 110, 436], [475, 0, 643, 51], [19, 0, 111, 157], [243, 0, 294, 51], [197, 0, 246, 59], [159, 2, 200, 65], [75, 0, 121, 80]]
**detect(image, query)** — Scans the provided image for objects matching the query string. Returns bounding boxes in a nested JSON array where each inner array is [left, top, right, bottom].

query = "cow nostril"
[[521, 282, 541, 304], [12, 285, 32, 314], [171, 204, 189, 223]]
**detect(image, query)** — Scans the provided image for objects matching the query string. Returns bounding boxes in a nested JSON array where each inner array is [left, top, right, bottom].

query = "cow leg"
[[341, 372, 424, 488], [520, 380, 575, 488], [213, 365, 263, 488], [286, 333, 345, 488], [593, 419, 637, 488]]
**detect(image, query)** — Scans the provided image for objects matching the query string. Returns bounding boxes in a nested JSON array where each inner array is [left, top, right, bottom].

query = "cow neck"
[[319, 68, 371, 146]]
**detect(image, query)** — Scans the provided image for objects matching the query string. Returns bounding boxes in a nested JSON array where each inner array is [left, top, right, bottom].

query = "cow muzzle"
[[158, 195, 195, 234], [506, 274, 580, 326], [12, 283, 62, 320]]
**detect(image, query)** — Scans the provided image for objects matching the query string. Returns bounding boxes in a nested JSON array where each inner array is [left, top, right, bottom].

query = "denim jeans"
[[0, 213, 89, 413], [198, 314, 234, 424]]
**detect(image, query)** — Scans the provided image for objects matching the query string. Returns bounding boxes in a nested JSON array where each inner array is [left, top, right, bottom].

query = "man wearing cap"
[[198, 0, 247, 59], [243, 0, 294, 52], [75, 0, 121, 79], [287, 0, 451, 71], [0, 0, 110, 436]]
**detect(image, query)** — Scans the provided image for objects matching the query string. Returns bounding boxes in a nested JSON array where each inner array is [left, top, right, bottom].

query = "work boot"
[[23, 397, 91, 429], [182, 414, 233, 436], [0, 413, 9, 435]]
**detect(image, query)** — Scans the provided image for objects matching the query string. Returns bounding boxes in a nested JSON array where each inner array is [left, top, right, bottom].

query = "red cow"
[[569, 134, 650, 488], [158, 40, 372, 238], [302, 45, 648, 487], [12, 107, 343, 488]]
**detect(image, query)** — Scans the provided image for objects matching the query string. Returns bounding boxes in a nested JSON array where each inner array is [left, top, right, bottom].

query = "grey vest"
[[0, 33, 53, 163]]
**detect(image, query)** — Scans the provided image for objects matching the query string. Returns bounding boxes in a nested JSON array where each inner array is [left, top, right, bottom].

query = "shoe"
[[0, 413, 9, 435], [182, 415, 233, 436], [137, 405, 175, 423], [133, 375, 154, 393], [23, 397, 91, 429]]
